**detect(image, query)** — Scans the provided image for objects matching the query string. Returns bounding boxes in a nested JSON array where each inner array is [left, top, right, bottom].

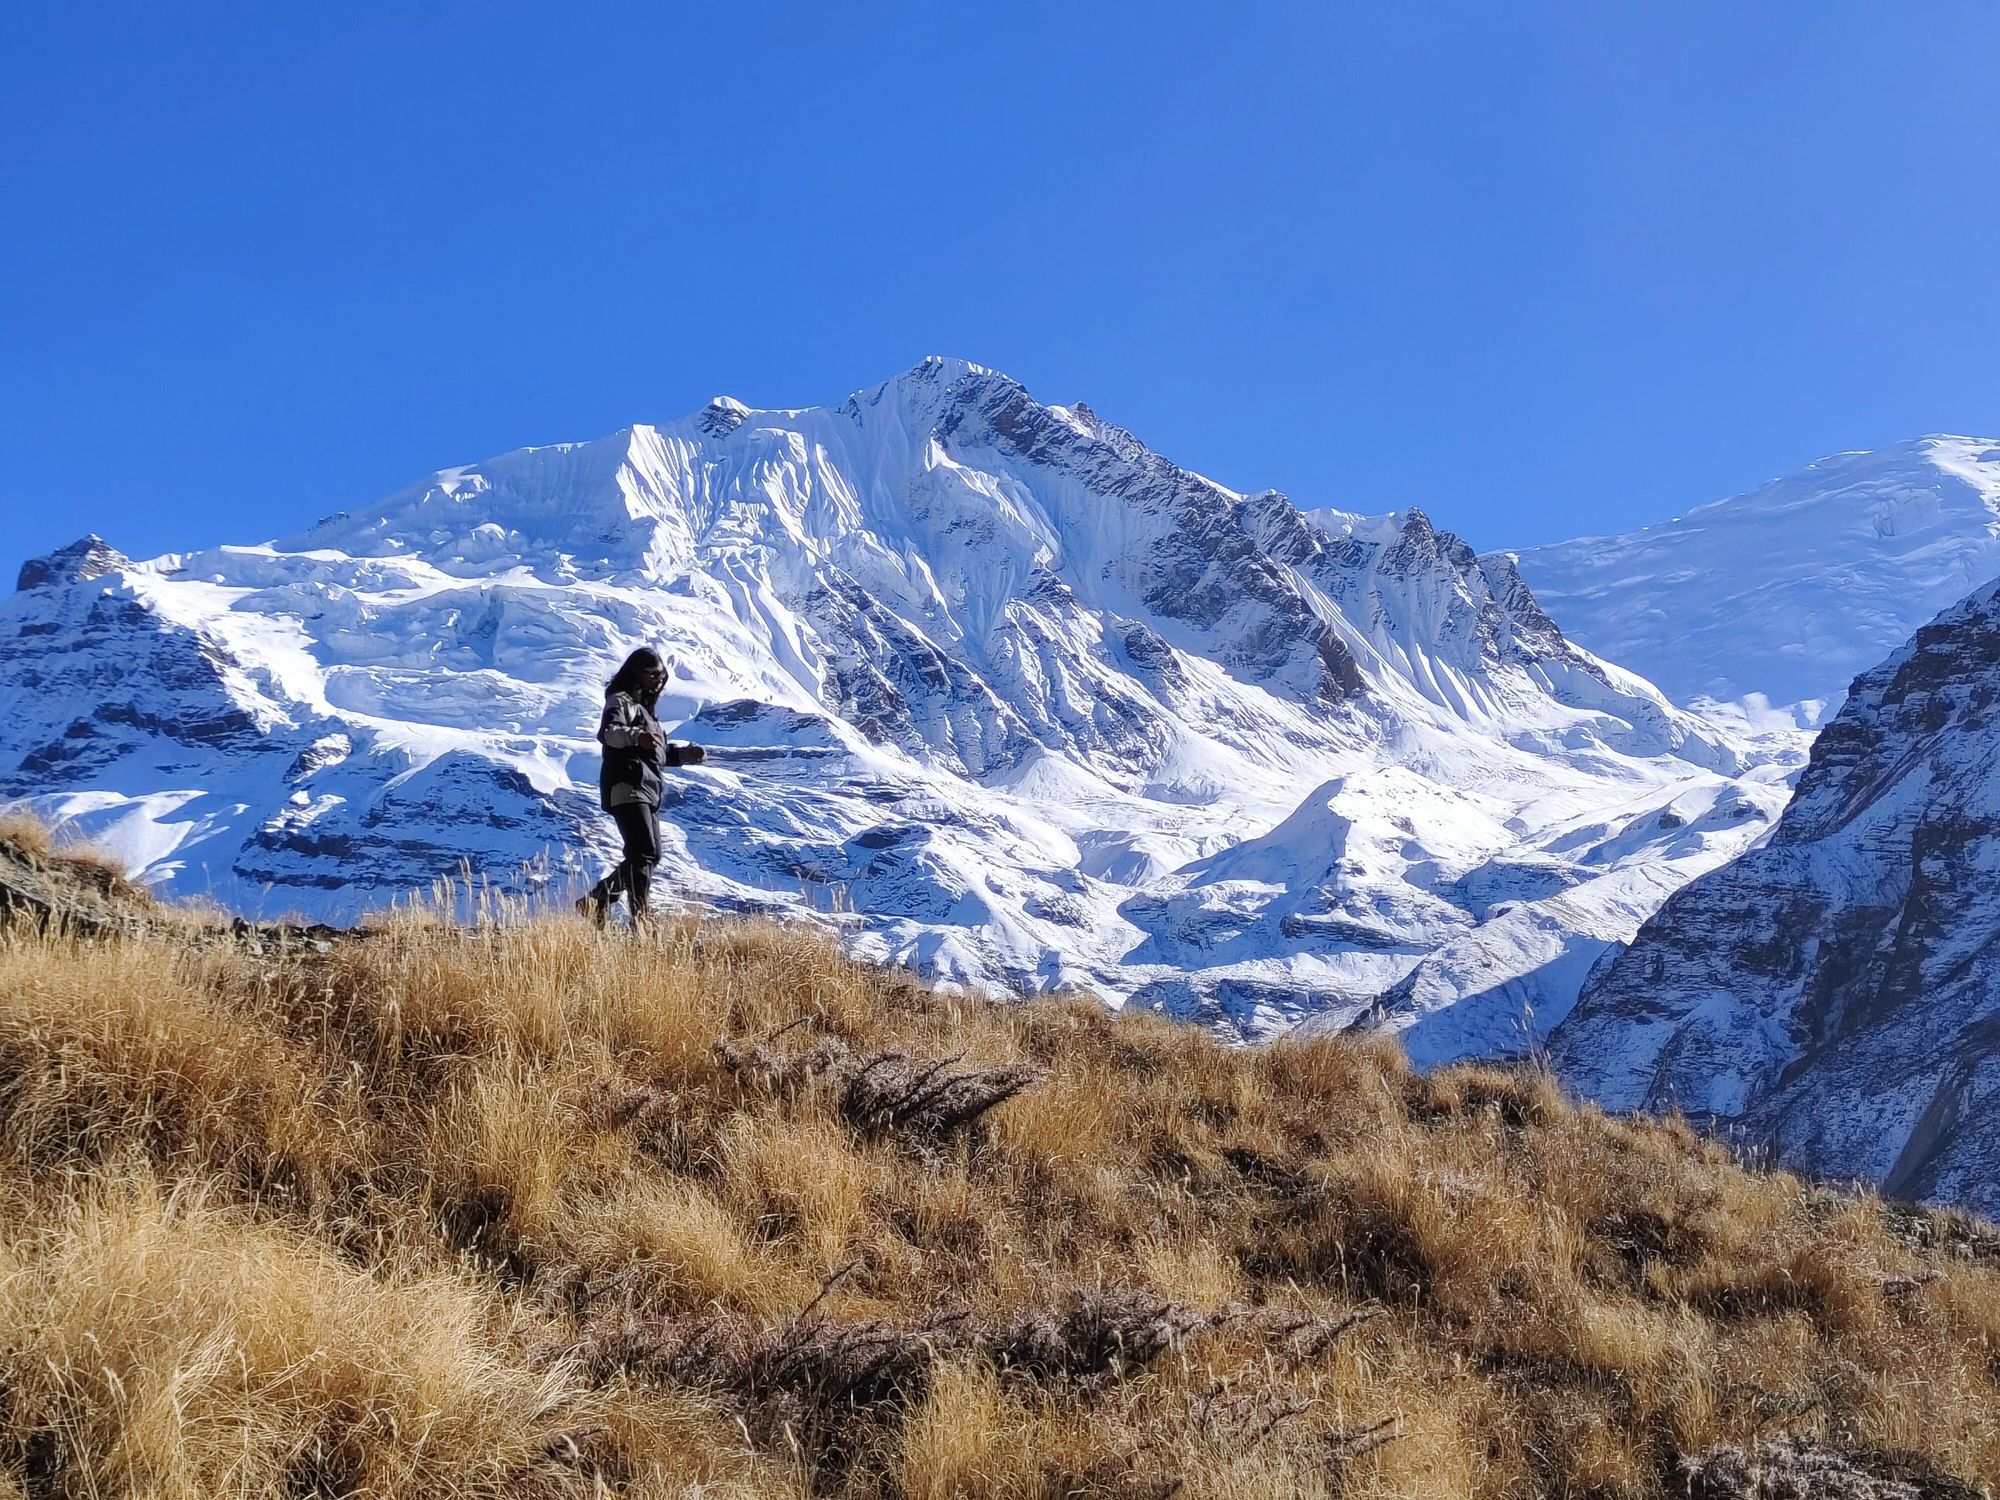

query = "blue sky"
[[4, 2, 1997, 586]]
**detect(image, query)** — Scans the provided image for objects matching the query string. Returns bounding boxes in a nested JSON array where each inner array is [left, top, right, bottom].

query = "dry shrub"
[[716, 1027, 1048, 1144], [571, 1294, 977, 1482], [570, 1280, 1376, 1494], [1678, 1434, 1987, 1499], [989, 1285, 1214, 1387]]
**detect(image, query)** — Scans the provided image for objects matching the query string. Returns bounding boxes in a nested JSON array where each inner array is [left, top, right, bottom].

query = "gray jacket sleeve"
[[598, 694, 657, 749]]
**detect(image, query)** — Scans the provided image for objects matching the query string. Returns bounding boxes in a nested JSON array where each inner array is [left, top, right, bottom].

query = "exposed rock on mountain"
[[16, 534, 132, 591], [0, 359, 1794, 1040], [1550, 577, 2000, 1215]]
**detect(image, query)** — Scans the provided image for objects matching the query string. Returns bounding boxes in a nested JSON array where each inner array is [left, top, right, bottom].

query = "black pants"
[[589, 802, 659, 918]]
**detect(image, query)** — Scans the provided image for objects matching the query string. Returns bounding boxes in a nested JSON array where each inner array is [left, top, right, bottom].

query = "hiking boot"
[[575, 894, 608, 927]]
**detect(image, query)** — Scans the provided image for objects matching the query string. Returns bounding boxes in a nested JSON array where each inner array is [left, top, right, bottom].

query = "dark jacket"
[[598, 691, 704, 809], [598, 691, 665, 809]]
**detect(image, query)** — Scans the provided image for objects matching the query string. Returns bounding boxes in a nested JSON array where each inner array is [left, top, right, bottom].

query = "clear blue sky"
[[4, 2, 1997, 586]]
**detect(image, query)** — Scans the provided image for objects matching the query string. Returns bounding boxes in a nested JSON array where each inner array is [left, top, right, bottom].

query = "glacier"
[[1509, 435, 2000, 730], [0, 358, 1802, 1052]]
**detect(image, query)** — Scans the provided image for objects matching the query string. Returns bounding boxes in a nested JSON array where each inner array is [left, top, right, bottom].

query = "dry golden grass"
[[1, 890, 1998, 1497]]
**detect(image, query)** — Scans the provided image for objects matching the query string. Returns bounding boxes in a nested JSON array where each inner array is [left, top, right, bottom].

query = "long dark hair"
[[606, 647, 667, 707]]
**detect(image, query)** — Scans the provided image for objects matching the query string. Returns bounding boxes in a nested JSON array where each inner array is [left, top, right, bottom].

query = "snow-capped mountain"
[[0, 359, 1795, 1045], [1509, 436, 2000, 729], [1549, 576, 2000, 1216]]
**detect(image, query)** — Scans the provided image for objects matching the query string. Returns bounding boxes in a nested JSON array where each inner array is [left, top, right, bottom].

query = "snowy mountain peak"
[[0, 361, 1795, 1048], [1510, 433, 2000, 727], [903, 354, 999, 386], [831, 355, 1021, 434], [698, 397, 750, 437], [17, 535, 132, 592], [271, 426, 684, 583]]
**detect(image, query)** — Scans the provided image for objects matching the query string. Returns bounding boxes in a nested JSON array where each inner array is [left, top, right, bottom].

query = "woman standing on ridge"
[[578, 646, 705, 928]]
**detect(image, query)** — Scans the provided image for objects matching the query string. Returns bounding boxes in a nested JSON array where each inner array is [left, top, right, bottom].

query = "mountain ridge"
[[1507, 433, 2000, 728], [0, 359, 1791, 1047], [1549, 570, 2000, 1216]]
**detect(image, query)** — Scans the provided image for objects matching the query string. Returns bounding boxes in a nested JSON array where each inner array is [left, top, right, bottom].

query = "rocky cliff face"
[[0, 358, 1791, 1042], [1550, 577, 2000, 1215]]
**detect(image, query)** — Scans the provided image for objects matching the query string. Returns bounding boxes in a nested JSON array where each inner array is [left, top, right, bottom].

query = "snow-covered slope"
[[0, 359, 1795, 1045], [1508, 437, 2000, 728], [1550, 577, 2000, 1216]]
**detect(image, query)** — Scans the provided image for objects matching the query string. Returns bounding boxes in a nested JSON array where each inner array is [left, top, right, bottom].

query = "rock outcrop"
[[16, 535, 132, 592]]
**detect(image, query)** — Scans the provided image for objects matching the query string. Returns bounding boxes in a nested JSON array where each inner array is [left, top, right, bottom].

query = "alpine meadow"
[[3, 824, 2000, 1498]]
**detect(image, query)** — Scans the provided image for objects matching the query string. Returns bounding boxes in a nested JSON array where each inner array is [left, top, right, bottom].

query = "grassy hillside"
[[0, 831, 1996, 1497]]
